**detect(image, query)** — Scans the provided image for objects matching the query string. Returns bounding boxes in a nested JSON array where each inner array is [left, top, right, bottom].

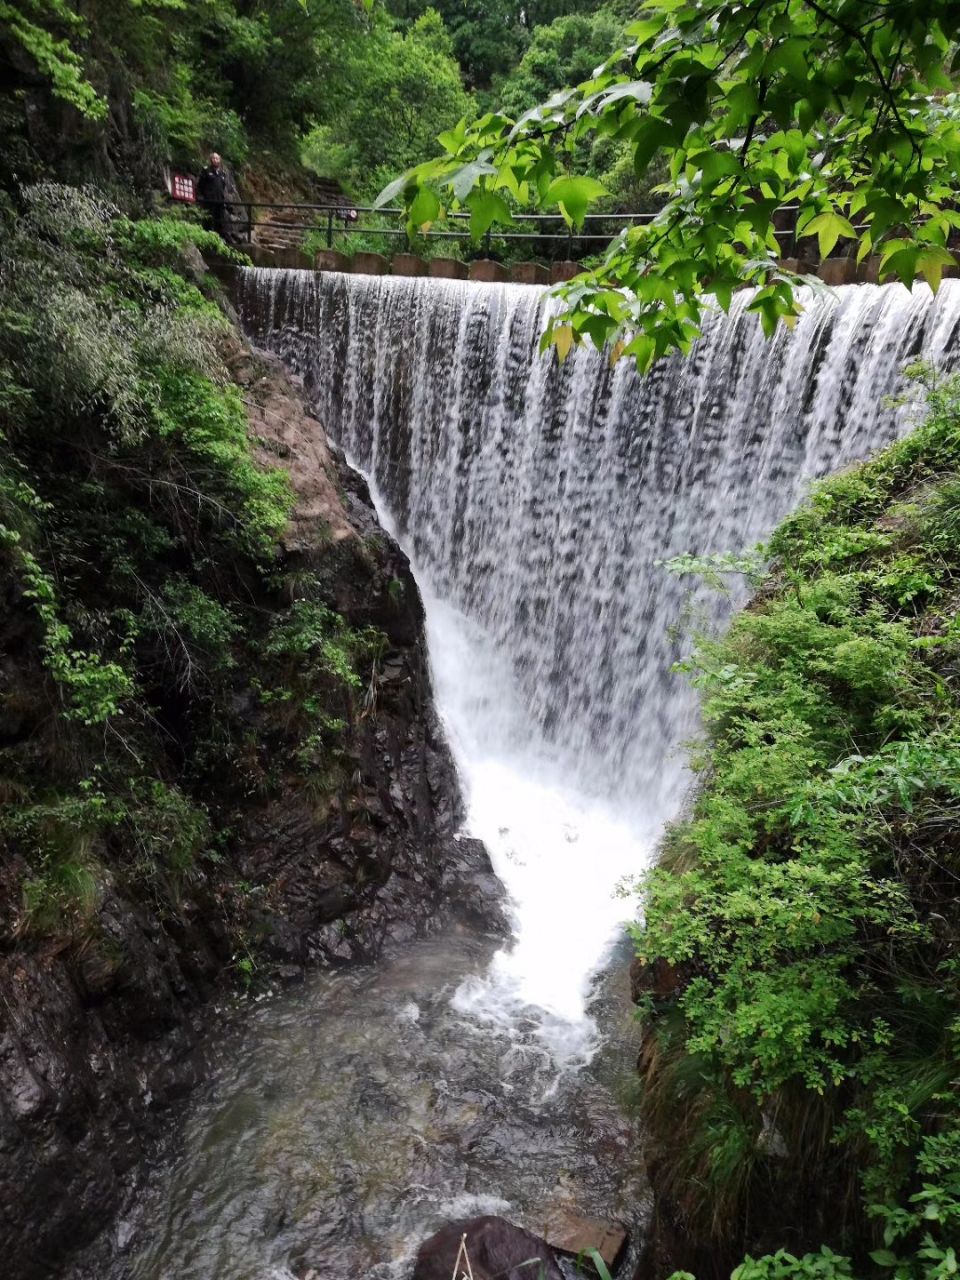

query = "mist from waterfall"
[[240, 270, 960, 1062]]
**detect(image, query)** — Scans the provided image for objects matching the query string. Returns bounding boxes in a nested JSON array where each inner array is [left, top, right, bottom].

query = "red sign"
[[171, 173, 196, 203]]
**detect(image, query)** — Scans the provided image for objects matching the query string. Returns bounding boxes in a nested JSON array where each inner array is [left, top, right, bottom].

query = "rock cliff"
[[0, 325, 500, 1280]]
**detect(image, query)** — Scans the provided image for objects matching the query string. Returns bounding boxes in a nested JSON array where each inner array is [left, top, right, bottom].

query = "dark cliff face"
[[0, 339, 501, 1280]]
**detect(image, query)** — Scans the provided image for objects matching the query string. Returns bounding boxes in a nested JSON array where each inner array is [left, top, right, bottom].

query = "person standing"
[[196, 152, 229, 239]]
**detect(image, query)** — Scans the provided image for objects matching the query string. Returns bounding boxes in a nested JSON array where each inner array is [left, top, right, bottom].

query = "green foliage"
[[486, 7, 669, 220], [386, 0, 524, 90], [301, 10, 473, 199], [493, 10, 624, 118], [0, 185, 381, 943], [258, 599, 384, 781], [6, 771, 212, 934], [395, 0, 960, 367], [632, 373, 960, 1267], [729, 1247, 856, 1280], [1, 0, 378, 179], [385, 0, 613, 89], [265, 600, 367, 689], [1, 489, 134, 726], [132, 70, 249, 169], [0, 0, 107, 119]]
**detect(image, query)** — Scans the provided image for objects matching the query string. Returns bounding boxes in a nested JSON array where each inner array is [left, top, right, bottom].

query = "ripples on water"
[[109, 933, 647, 1280]]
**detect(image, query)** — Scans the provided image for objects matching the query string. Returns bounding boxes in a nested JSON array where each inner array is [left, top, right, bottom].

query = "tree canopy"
[[390, 0, 960, 369], [303, 11, 473, 196], [384, 0, 613, 89]]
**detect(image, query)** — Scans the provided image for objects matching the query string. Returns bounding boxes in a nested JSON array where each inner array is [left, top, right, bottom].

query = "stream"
[[107, 935, 647, 1280]]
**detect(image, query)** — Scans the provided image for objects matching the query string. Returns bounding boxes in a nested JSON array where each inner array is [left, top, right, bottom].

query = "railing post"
[[246, 203, 252, 242], [327, 209, 334, 249]]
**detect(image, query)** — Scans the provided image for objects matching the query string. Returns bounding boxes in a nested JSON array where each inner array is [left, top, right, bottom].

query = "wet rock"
[[413, 1216, 564, 1280], [0, 342, 499, 1279], [537, 1209, 628, 1270], [629, 955, 680, 1003], [441, 836, 510, 935], [177, 239, 208, 283]]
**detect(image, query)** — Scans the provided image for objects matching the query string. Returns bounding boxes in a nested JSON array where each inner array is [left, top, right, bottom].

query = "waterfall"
[[239, 269, 960, 1061]]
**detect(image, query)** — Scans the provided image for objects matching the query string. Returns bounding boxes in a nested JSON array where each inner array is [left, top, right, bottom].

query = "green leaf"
[[627, 16, 665, 45], [466, 189, 512, 240], [408, 186, 440, 230], [576, 1248, 614, 1280], [437, 117, 468, 155], [375, 174, 410, 210], [632, 116, 664, 176], [544, 175, 607, 229], [552, 323, 574, 362], [800, 211, 858, 258], [713, 281, 733, 312], [595, 80, 654, 112], [870, 1251, 898, 1267], [624, 332, 655, 372], [448, 156, 498, 202], [882, 246, 920, 286], [916, 246, 957, 293], [766, 37, 809, 82]]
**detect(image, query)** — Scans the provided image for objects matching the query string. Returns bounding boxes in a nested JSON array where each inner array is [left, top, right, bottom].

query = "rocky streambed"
[[85, 930, 648, 1280]]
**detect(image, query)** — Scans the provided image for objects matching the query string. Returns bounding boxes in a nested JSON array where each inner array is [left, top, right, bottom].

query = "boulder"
[[352, 251, 389, 276], [510, 262, 549, 286], [549, 260, 583, 283], [538, 1209, 628, 1270], [247, 243, 279, 268], [859, 255, 883, 284], [777, 257, 816, 276], [315, 248, 350, 273], [413, 1216, 563, 1280], [629, 955, 681, 1003], [275, 247, 312, 270], [392, 253, 428, 277], [817, 257, 858, 285]]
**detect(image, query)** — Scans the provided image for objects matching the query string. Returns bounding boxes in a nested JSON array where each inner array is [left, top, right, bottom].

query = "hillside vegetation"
[[632, 373, 960, 1280], [0, 171, 485, 1276], [1, 0, 627, 205], [0, 184, 377, 955]]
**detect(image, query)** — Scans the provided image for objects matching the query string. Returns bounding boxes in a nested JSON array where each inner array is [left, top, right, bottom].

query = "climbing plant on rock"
[[389, 0, 960, 368]]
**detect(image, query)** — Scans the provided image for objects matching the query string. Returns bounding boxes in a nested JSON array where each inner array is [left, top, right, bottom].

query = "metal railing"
[[211, 199, 811, 258], [216, 200, 662, 255]]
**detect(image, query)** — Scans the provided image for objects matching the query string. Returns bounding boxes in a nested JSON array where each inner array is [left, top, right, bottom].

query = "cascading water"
[[239, 269, 960, 1058], [106, 274, 960, 1280]]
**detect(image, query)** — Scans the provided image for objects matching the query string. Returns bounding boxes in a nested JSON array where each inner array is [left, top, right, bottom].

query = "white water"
[[239, 271, 960, 1063], [348, 475, 650, 1068]]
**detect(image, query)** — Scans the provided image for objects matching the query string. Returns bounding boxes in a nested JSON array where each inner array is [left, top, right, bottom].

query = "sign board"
[[171, 173, 196, 203]]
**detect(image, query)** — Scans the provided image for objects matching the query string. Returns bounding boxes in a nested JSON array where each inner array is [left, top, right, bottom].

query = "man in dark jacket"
[[196, 152, 229, 239]]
